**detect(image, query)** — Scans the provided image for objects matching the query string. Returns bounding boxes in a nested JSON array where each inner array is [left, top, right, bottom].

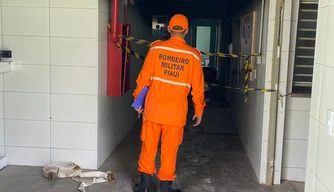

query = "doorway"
[[191, 20, 218, 68]]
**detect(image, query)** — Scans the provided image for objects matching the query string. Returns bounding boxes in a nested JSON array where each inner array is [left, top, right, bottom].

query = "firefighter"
[[133, 14, 206, 192]]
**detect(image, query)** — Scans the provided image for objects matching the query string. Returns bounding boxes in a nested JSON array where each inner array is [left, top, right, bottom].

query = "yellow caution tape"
[[243, 57, 251, 103], [113, 42, 277, 93], [117, 34, 259, 58], [114, 42, 145, 60], [107, 24, 260, 58], [206, 84, 277, 92]]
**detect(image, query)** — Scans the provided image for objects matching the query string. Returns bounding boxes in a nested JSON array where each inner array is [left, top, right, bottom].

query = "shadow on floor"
[[0, 103, 304, 192]]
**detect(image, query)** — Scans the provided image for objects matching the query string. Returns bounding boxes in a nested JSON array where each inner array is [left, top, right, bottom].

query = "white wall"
[[97, 0, 112, 167], [0, 0, 151, 169], [97, 0, 151, 167], [305, 0, 334, 191], [230, 0, 271, 182], [0, 0, 99, 169], [230, 0, 297, 184], [281, 0, 310, 182]]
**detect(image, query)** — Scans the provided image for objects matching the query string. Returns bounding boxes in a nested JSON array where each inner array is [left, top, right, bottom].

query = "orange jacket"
[[133, 36, 206, 127]]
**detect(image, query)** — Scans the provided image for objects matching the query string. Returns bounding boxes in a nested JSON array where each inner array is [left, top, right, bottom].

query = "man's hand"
[[135, 106, 144, 114], [192, 114, 202, 127]]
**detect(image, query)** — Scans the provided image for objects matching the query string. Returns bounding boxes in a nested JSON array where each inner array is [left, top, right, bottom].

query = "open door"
[[191, 20, 218, 68]]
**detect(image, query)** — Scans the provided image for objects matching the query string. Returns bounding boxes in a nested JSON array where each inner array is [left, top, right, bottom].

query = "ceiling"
[[135, 0, 253, 20], [136, 0, 234, 19]]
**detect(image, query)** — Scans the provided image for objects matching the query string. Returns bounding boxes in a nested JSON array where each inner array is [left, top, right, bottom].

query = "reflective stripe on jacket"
[[133, 36, 206, 126]]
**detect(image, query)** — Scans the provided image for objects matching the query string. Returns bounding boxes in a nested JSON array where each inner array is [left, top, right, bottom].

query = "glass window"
[[196, 26, 211, 66]]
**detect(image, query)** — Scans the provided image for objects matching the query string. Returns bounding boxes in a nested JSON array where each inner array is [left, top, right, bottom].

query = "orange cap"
[[168, 14, 189, 32]]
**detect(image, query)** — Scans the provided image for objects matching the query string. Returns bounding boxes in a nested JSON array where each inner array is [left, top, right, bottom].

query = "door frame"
[[265, 0, 283, 185]]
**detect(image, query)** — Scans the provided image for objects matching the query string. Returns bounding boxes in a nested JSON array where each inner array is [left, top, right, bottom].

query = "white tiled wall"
[[281, 97, 310, 182], [280, 0, 311, 182], [50, 38, 98, 67], [0, 1, 98, 169], [0, 0, 151, 169], [50, 9, 98, 38], [305, 1, 334, 191], [96, 0, 152, 167]]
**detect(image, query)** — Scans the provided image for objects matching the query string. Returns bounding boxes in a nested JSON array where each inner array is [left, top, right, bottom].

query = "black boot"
[[133, 172, 152, 192], [160, 181, 182, 192]]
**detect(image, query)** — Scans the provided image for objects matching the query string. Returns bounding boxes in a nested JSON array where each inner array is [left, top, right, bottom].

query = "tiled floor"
[[0, 103, 304, 192]]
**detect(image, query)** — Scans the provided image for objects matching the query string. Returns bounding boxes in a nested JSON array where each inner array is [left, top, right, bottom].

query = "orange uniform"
[[133, 14, 206, 182], [133, 37, 206, 126]]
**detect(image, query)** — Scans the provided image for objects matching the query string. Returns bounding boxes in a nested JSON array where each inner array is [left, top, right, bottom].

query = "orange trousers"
[[138, 119, 184, 181]]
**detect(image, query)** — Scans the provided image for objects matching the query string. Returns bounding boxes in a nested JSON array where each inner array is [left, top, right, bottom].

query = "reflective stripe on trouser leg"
[[158, 125, 184, 181], [138, 119, 161, 175]]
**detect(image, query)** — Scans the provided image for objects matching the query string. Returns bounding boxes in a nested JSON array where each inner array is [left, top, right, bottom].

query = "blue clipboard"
[[131, 86, 149, 109]]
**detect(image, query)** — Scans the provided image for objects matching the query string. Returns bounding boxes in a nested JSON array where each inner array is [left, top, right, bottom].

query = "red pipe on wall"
[[107, 0, 131, 96], [111, 0, 119, 42]]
